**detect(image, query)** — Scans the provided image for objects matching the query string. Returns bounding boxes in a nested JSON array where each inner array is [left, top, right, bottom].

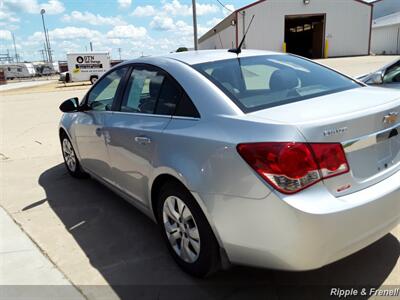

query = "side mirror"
[[59, 97, 79, 113], [370, 72, 383, 85]]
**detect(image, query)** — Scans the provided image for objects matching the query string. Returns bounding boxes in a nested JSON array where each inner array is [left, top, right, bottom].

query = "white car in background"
[[358, 58, 400, 89]]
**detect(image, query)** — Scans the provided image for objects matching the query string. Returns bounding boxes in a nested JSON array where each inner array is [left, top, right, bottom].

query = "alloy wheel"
[[162, 196, 201, 263], [62, 138, 77, 172]]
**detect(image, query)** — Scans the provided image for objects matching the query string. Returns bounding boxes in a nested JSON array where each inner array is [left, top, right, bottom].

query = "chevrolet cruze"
[[59, 50, 400, 277]]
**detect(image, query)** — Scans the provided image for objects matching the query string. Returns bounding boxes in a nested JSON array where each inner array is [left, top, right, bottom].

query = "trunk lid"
[[250, 86, 400, 196]]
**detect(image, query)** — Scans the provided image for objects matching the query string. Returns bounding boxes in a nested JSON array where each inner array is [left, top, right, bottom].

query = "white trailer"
[[65, 52, 111, 84], [1, 63, 36, 79]]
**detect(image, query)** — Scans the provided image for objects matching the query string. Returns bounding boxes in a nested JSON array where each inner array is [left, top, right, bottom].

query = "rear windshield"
[[193, 55, 361, 113]]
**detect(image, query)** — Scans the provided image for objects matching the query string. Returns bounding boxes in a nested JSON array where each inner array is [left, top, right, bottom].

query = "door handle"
[[134, 136, 151, 145]]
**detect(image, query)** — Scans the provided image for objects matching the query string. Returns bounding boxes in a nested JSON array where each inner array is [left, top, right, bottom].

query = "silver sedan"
[[59, 50, 400, 277]]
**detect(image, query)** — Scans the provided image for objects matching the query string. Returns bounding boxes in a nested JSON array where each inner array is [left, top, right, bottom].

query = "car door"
[[105, 64, 183, 205], [73, 66, 129, 182]]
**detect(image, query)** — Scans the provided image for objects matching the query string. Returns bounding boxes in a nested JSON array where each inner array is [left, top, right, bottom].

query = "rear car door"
[[105, 64, 183, 205], [73, 66, 129, 182]]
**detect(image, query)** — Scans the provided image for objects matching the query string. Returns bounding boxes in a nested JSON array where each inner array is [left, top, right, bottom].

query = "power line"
[[215, 0, 233, 12]]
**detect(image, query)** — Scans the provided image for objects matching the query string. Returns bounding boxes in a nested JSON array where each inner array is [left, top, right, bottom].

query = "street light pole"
[[192, 0, 198, 50], [12, 32, 18, 62], [40, 9, 52, 63]]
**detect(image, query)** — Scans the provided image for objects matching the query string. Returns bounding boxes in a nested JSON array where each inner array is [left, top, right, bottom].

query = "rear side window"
[[155, 77, 182, 115], [121, 68, 164, 114], [193, 55, 360, 113], [175, 93, 200, 118], [121, 64, 200, 118]]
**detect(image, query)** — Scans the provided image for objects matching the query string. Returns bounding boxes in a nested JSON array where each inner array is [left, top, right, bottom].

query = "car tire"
[[90, 76, 98, 85], [156, 181, 220, 277], [60, 133, 88, 178]]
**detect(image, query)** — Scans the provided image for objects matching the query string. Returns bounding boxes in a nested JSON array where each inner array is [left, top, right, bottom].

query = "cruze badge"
[[383, 112, 398, 125], [323, 127, 348, 137]]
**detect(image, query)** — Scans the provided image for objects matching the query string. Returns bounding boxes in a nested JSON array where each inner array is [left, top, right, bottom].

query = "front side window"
[[87, 67, 128, 111], [193, 55, 361, 112]]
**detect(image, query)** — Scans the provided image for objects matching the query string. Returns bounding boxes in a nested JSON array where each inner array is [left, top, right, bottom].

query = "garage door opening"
[[285, 14, 325, 59]]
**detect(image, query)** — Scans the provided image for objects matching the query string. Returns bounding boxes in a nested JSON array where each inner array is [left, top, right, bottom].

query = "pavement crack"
[[0, 152, 10, 160]]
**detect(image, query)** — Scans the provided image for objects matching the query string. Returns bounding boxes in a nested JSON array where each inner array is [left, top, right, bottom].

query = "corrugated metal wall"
[[371, 25, 400, 55]]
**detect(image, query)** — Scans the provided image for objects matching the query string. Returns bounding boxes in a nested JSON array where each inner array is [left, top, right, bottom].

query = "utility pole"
[[12, 32, 19, 62], [39, 49, 46, 62], [118, 48, 122, 60], [43, 43, 48, 62], [192, 0, 198, 50], [40, 9, 52, 63], [7, 49, 11, 63], [90, 42, 93, 51], [46, 28, 53, 62]]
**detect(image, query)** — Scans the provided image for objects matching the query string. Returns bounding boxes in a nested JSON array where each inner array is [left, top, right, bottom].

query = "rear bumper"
[[198, 169, 400, 271]]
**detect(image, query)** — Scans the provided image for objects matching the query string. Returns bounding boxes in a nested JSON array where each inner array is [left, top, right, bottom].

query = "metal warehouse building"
[[199, 0, 373, 58], [371, 11, 400, 54]]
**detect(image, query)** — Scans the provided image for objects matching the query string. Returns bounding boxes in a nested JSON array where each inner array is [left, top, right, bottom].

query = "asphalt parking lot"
[[0, 56, 399, 300]]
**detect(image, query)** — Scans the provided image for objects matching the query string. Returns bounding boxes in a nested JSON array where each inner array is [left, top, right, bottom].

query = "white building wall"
[[371, 25, 400, 54], [201, 0, 372, 57], [199, 25, 236, 50]]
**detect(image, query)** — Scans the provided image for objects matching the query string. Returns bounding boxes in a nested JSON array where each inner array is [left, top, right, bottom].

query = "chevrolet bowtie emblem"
[[383, 112, 398, 125]]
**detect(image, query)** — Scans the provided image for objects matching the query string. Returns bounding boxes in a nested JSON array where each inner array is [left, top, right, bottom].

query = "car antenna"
[[228, 15, 255, 55]]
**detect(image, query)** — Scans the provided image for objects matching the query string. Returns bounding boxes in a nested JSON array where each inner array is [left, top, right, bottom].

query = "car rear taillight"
[[237, 142, 349, 194]]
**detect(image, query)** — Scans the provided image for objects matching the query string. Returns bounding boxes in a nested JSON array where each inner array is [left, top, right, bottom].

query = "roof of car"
[[125, 49, 283, 66]]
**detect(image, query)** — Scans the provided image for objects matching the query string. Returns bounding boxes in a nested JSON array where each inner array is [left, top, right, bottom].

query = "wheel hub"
[[162, 196, 201, 263], [62, 138, 77, 172]]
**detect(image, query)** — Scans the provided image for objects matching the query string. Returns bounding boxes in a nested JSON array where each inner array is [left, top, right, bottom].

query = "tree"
[[176, 47, 189, 52]]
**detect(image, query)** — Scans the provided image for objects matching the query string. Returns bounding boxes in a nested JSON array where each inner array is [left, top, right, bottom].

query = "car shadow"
[[35, 163, 400, 300]]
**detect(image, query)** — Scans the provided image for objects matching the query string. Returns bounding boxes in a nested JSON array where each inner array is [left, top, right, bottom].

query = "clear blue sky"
[[0, 0, 252, 62]]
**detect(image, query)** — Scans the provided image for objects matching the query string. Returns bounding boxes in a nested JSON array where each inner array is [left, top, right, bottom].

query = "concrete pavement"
[[315, 55, 399, 77], [0, 80, 57, 92], [0, 207, 84, 299]]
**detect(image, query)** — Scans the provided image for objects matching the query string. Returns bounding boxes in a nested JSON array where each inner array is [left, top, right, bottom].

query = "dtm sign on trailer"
[[66, 52, 111, 84]]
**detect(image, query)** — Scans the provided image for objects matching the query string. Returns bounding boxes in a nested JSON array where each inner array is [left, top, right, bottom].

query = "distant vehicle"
[[62, 52, 111, 84], [59, 50, 400, 277], [59, 71, 68, 82], [1, 63, 36, 79], [358, 58, 400, 89], [33, 62, 58, 76]]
